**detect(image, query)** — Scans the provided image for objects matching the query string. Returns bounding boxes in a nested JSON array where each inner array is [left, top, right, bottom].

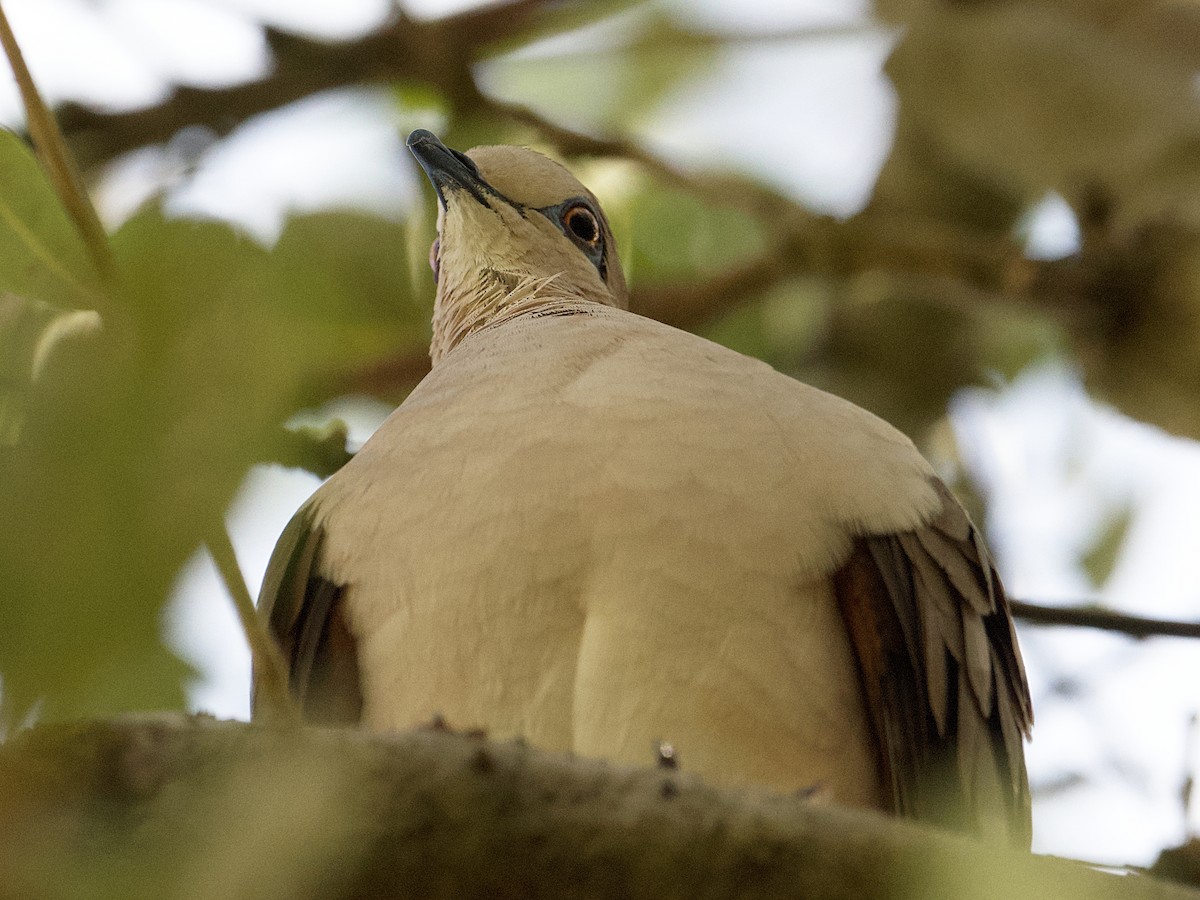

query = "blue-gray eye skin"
[[536, 198, 607, 280]]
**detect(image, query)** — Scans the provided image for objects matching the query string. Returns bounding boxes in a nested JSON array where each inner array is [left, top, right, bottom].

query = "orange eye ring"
[[563, 205, 600, 246]]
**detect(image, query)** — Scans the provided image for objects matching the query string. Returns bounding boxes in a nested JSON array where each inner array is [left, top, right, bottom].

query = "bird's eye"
[[563, 205, 600, 246]]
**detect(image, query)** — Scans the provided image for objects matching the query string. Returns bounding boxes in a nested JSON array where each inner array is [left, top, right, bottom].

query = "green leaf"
[[0, 130, 101, 309], [269, 210, 430, 396], [802, 288, 984, 440], [976, 303, 1064, 382], [1081, 504, 1133, 591], [0, 206, 429, 722], [0, 294, 103, 445], [618, 174, 766, 287]]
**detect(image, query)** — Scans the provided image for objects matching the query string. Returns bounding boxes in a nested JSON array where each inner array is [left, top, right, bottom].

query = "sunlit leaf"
[[0, 130, 100, 309]]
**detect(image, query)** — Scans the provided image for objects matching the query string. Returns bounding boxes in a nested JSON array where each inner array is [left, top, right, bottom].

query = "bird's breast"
[[315, 310, 935, 807]]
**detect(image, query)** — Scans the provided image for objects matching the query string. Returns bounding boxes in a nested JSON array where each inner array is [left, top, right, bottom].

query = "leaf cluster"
[[0, 132, 428, 722]]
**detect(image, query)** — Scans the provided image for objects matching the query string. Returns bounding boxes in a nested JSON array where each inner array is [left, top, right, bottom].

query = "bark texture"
[[0, 715, 1195, 900]]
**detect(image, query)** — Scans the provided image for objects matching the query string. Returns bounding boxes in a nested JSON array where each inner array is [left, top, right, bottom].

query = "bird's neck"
[[431, 269, 576, 365]]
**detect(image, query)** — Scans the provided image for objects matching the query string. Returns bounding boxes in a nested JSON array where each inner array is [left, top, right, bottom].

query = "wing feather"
[[253, 501, 362, 725], [833, 479, 1033, 847]]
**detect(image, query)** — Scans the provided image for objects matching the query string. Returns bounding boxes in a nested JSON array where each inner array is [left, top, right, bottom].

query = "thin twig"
[[0, 1, 113, 283], [1011, 600, 1200, 640], [205, 523, 301, 726]]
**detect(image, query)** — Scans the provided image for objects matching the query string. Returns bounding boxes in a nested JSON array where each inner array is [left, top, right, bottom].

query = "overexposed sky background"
[[2, 0, 1198, 867]]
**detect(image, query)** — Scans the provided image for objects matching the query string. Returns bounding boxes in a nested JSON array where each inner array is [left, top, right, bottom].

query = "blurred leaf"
[[477, 0, 647, 59], [886, 3, 1198, 205], [869, 110, 1026, 235], [701, 277, 828, 369], [273, 420, 353, 480], [1151, 837, 1200, 889], [1080, 503, 1133, 590], [976, 302, 1065, 382], [801, 285, 983, 440], [269, 210, 430, 404], [483, 11, 719, 132], [619, 174, 766, 287], [0, 130, 101, 308], [0, 293, 100, 444], [0, 206, 424, 722], [704, 271, 1061, 445], [1075, 225, 1200, 440]]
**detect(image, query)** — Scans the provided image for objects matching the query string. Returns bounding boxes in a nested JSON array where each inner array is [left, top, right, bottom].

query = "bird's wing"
[[832, 479, 1033, 846], [253, 500, 362, 725]]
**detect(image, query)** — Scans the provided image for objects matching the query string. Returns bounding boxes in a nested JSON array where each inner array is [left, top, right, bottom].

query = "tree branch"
[[1011, 600, 1200, 641], [58, 0, 620, 170], [1, 715, 1197, 900]]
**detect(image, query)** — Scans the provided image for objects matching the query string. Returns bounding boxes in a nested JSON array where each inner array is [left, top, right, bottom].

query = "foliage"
[[0, 139, 423, 723]]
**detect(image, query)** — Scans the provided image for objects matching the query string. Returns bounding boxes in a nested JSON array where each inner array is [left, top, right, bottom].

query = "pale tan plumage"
[[257, 131, 1032, 846]]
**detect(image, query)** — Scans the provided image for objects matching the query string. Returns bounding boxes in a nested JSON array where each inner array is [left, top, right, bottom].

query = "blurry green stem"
[[0, 0, 114, 284], [206, 523, 301, 726]]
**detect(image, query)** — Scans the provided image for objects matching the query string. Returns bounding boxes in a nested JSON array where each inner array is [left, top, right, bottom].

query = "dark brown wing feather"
[[253, 501, 362, 725], [832, 479, 1033, 846]]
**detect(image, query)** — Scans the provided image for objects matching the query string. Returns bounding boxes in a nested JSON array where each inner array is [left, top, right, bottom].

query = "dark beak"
[[406, 129, 493, 209]]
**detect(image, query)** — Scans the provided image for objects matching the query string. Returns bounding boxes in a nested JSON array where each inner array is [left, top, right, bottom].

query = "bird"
[[255, 128, 1033, 846]]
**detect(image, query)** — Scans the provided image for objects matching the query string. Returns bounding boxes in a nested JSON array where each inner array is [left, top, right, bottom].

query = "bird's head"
[[407, 129, 628, 361]]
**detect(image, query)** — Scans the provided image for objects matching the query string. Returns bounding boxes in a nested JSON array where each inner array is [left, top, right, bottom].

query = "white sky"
[[2, 0, 1198, 867]]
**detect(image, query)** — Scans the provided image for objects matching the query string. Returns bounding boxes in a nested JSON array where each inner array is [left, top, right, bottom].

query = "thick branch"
[[0, 715, 1196, 899]]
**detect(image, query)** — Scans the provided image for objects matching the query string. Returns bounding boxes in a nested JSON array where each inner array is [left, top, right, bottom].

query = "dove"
[[256, 129, 1032, 846]]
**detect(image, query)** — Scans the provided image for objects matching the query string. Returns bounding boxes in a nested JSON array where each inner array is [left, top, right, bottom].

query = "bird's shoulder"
[[420, 302, 921, 446], [315, 303, 941, 543]]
